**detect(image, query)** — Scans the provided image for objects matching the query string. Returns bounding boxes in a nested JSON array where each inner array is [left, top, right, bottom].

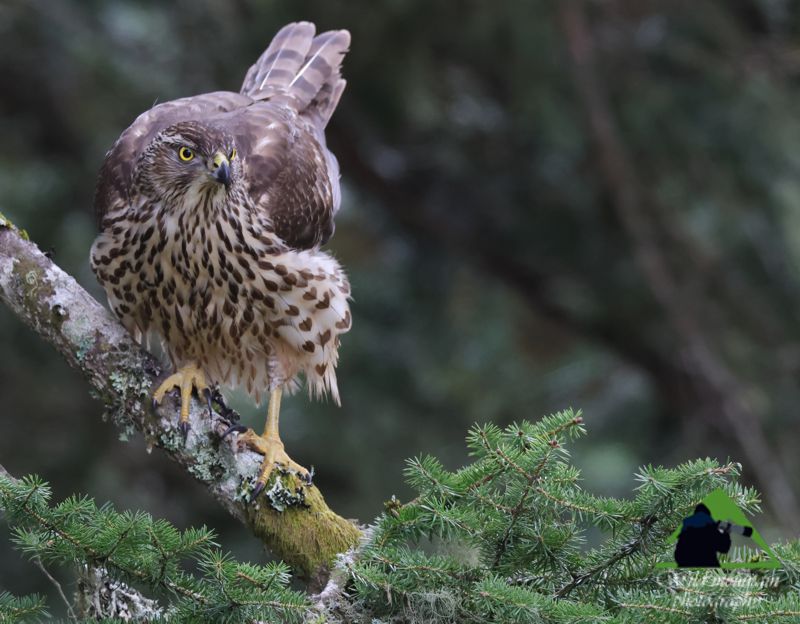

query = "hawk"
[[90, 22, 352, 497]]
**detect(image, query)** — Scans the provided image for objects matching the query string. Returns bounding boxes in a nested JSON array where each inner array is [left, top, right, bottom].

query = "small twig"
[[490, 440, 557, 569], [491, 482, 534, 569], [33, 557, 77, 621], [554, 515, 658, 599]]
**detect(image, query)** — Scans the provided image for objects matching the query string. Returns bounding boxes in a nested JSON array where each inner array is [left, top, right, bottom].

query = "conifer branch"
[[0, 592, 49, 623], [555, 516, 657, 599], [3, 407, 800, 622], [0, 469, 313, 622]]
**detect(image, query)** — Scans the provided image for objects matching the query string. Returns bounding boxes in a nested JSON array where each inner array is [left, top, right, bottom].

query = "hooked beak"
[[211, 152, 231, 188]]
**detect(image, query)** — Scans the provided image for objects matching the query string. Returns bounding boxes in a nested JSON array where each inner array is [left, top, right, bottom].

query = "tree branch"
[[75, 565, 164, 622], [0, 218, 361, 579]]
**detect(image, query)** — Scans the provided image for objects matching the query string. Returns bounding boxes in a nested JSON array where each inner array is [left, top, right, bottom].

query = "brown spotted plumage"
[[90, 22, 352, 492]]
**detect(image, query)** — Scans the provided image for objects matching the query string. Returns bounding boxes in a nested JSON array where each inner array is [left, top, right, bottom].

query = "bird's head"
[[137, 121, 241, 205]]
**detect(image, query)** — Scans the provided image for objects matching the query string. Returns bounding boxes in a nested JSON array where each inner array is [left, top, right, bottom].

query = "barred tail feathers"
[[294, 30, 350, 126], [241, 22, 350, 126], [241, 22, 314, 98]]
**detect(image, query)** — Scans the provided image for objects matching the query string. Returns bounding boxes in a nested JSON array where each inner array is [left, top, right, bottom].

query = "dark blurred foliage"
[[2, 0, 800, 608]]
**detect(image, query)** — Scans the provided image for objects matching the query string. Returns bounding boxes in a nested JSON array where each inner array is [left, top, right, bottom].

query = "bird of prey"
[[90, 22, 352, 497]]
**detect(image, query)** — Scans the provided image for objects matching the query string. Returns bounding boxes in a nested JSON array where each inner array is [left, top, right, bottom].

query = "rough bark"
[[0, 215, 361, 579]]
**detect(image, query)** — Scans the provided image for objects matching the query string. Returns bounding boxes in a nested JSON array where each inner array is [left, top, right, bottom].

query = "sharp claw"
[[204, 388, 213, 417], [152, 397, 159, 412], [221, 424, 248, 439], [178, 421, 190, 440], [251, 480, 266, 500], [304, 468, 314, 485]]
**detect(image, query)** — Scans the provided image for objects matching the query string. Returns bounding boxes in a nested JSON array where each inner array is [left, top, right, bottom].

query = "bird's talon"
[[251, 480, 266, 500], [152, 363, 208, 436], [203, 388, 213, 417], [234, 424, 310, 493], [221, 424, 248, 439]]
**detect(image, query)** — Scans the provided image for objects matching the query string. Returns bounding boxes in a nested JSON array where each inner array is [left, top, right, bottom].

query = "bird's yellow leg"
[[235, 387, 310, 495], [152, 362, 209, 433]]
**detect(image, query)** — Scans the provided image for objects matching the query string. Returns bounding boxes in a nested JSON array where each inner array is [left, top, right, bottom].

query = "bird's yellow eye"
[[178, 147, 195, 162], [229, 148, 237, 160]]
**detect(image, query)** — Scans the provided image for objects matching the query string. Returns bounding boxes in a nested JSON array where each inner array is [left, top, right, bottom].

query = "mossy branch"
[[0, 219, 361, 579]]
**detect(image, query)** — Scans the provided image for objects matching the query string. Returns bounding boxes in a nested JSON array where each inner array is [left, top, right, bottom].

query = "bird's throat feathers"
[[159, 180, 246, 222]]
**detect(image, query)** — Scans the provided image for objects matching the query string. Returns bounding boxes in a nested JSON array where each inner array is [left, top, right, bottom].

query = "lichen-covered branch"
[[0, 218, 361, 578], [76, 565, 165, 621]]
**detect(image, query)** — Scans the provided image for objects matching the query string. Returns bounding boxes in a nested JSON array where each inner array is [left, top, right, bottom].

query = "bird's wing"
[[214, 102, 338, 250], [229, 21, 351, 250], [94, 91, 252, 227]]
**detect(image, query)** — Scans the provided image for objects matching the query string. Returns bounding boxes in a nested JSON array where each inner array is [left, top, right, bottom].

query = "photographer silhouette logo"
[[657, 488, 780, 569]]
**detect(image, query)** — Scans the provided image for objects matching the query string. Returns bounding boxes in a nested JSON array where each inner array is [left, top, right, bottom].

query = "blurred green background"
[[2, 0, 800, 606]]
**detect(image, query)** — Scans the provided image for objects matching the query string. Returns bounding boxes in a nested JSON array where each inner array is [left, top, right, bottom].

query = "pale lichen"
[[235, 474, 259, 504], [11, 258, 55, 325], [109, 371, 130, 395], [74, 335, 95, 363], [158, 426, 186, 453], [185, 440, 227, 484], [76, 565, 164, 621], [265, 477, 308, 512]]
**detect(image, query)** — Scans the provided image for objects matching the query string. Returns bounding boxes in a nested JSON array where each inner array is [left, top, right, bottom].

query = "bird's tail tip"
[[240, 22, 351, 127]]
